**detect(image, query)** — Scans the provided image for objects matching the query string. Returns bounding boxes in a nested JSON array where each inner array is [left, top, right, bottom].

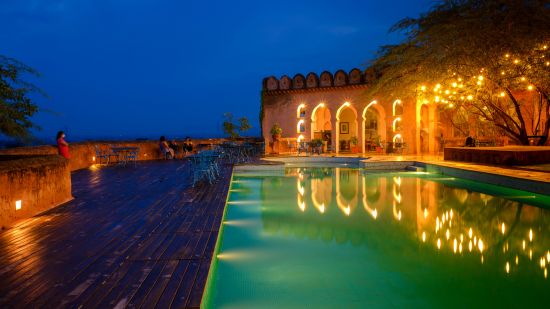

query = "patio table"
[[110, 146, 140, 165]]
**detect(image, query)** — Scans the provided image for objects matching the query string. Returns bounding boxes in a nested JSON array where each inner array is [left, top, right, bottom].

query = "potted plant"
[[350, 136, 359, 153], [270, 123, 283, 141], [311, 138, 323, 154]]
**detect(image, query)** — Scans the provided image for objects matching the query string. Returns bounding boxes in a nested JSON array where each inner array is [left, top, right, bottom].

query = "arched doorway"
[[311, 104, 332, 149], [362, 102, 386, 153], [336, 103, 358, 153]]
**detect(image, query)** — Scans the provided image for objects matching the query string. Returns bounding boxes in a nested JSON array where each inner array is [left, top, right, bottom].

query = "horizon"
[[1, 0, 433, 140]]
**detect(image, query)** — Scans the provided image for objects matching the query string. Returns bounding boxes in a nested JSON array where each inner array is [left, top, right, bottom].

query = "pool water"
[[203, 168, 550, 308]]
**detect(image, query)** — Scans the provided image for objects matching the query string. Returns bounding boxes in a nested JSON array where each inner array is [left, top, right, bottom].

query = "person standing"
[[56, 131, 70, 159]]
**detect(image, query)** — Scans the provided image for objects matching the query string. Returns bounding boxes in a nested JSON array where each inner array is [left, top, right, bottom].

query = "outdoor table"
[[110, 146, 140, 165]]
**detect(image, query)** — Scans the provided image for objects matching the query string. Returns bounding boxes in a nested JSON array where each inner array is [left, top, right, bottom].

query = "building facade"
[[261, 69, 442, 155]]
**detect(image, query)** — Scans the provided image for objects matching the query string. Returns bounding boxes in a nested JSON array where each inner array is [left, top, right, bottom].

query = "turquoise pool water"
[[204, 168, 550, 308]]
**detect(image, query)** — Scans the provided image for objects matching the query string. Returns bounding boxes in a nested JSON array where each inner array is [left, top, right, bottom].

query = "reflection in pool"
[[204, 168, 550, 308]]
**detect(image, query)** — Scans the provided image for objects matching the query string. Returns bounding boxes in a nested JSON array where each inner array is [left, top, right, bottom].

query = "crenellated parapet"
[[262, 68, 374, 92]]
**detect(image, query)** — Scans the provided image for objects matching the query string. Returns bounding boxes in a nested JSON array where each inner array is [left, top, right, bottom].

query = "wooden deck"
[[0, 160, 232, 308]]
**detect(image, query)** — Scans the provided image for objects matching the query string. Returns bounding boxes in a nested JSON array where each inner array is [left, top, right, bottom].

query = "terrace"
[[0, 160, 231, 308]]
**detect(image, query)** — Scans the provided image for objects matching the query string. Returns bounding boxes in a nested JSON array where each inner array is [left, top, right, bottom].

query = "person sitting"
[[159, 136, 175, 159], [169, 139, 180, 158], [182, 137, 193, 153], [465, 135, 475, 147], [56, 131, 70, 159]]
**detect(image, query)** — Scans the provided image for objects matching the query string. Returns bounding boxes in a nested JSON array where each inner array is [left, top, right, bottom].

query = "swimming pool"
[[203, 167, 550, 308]]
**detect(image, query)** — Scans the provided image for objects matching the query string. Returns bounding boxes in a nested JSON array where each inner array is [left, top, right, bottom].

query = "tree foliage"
[[0, 55, 41, 138], [368, 0, 550, 145], [222, 112, 251, 139]]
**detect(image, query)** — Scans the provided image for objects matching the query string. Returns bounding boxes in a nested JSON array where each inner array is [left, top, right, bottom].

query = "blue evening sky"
[[1, 0, 434, 141]]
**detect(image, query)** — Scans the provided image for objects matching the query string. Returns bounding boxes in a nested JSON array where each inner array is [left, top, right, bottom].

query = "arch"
[[364, 68, 377, 84], [392, 99, 403, 116], [279, 75, 292, 90], [319, 71, 333, 87], [393, 117, 402, 132], [263, 76, 279, 91], [292, 74, 306, 89], [335, 168, 359, 216], [306, 72, 319, 88], [296, 103, 306, 118], [361, 101, 387, 153], [335, 102, 359, 153], [334, 69, 348, 86], [297, 119, 305, 133], [311, 103, 332, 143], [349, 68, 362, 84], [361, 176, 378, 219]]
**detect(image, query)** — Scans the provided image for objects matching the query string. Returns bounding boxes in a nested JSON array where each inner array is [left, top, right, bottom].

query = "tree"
[[368, 0, 550, 145], [0, 55, 41, 139], [222, 112, 251, 139]]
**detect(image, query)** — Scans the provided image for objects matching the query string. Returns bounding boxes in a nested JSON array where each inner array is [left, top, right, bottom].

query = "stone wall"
[[0, 155, 71, 229], [0, 138, 257, 171]]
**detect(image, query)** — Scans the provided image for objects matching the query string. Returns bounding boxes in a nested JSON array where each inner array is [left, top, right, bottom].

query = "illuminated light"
[[92, 156, 96, 162], [15, 200, 22, 210], [392, 117, 402, 132], [478, 75, 484, 81], [468, 240, 473, 252], [437, 238, 441, 250], [500, 92, 505, 97], [296, 119, 305, 133], [453, 238, 458, 253], [422, 231, 426, 242], [540, 257, 546, 268], [522, 240, 526, 250], [460, 234, 463, 242], [459, 243, 463, 253], [545, 268, 548, 279], [392, 99, 402, 116], [458, 84, 463, 88], [514, 59, 519, 64], [529, 229, 533, 241], [344, 205, 351, 216], [516, 255, 519, 265], [460, 96, 465, 100], [501, 223, 506, 234], [435, 83, 441, 88], [452, 82, 457, 87], [521, 77, 526, 81], [529, 249, 533, 260], [319, 203, 325, 214], [423, 208, 428, 219], [544, 45, 548, 50], [445, 229, 450, 240], [469, 228, 473, 238], [435, 96, 440, 103], [393, 176, 402, 186], [505, 53, 510, 58], [478, 239, 484, 253], [450, 209, 453, 219], [444, 90, 450, 95], [392, 134, 402, 144], [467, 95, 473, 100], [371, 208, 378, 219], [458, 78, 462, 81], [506, 262, 510, 274], [501, 71, 505, 75], [297, 183, 305, 196], [420, 85, 426, 91], [393, 189, 402, 203], [481, 255, 484, 264], [527, 85, 534, 91], [546, 61, 550, 66], [297, 135, 305, 142], [476, 81, 482, 86], [299, 201, 305, 212], [547, 251, 550, 263]]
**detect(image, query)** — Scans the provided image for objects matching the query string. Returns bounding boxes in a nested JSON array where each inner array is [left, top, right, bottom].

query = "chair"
[[94, 145, 113, 164]]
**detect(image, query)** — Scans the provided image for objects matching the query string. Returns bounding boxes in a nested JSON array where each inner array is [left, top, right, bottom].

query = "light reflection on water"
[[207, 168, 550, 308]]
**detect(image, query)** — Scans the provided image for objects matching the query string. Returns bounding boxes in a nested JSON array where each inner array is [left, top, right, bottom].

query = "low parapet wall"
[[0, 155, 72, 229], [444, 146, 550, 165], [0, 138, 262, 171]]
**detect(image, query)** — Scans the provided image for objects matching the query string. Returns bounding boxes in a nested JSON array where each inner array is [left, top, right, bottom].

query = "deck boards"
[[0, 160, 232, 308]]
